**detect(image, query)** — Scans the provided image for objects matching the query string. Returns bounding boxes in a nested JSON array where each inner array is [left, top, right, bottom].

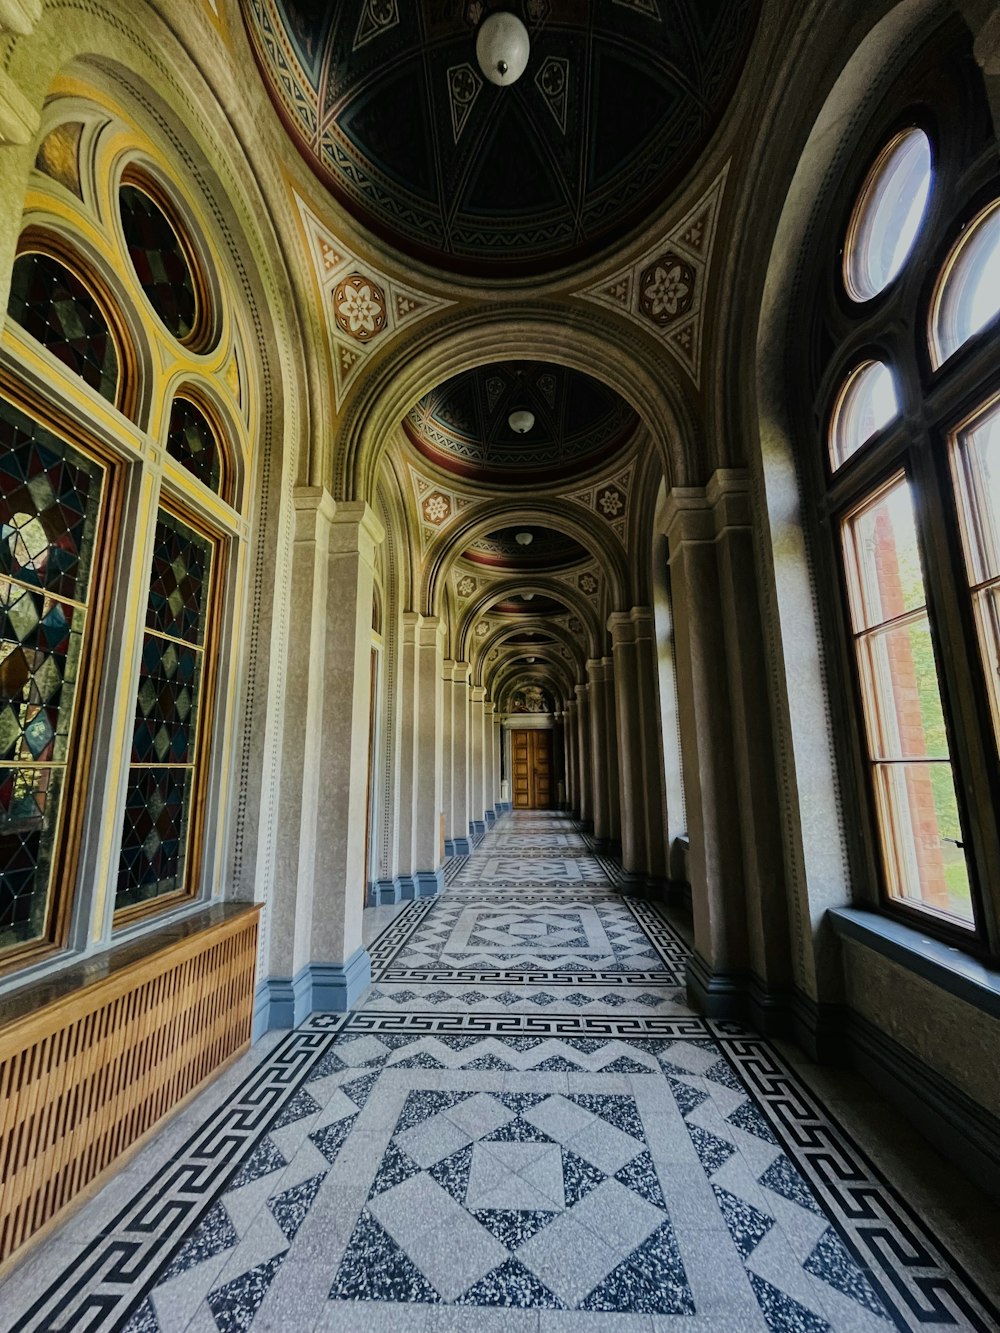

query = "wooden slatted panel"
[[510, 729, 554, 809], [0, 906, 259, 1267]]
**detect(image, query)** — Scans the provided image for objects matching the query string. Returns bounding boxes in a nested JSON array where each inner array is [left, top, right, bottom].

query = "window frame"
[[798, 22, 1000, 960]]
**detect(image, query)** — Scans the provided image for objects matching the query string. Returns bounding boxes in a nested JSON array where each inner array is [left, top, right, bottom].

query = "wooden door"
[[511, 729, 553, 809]]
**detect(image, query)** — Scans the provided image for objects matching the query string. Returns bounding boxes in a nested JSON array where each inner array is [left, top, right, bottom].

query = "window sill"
[[829, 907, 1000, 1020]]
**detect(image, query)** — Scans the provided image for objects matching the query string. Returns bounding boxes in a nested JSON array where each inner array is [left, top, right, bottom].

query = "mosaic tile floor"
[[4, 812, 999, 1332]]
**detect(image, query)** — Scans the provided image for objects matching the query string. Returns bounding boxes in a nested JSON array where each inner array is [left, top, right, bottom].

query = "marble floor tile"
[[5, 811, 1000, 1333]]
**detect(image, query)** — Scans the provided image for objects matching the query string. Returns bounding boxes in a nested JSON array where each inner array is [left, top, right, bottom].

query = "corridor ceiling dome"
[[405, 360, 636, 484], [491, 594, 567, 616], [241, 0, 760, 277], [464, 525, 589, 570]]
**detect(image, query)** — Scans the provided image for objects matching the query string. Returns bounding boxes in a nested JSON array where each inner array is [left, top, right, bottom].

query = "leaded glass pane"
[[0, 399, 106, 952], [7, 253, 118, 402], [119, 184, 197, 341], [166, 397, 222, 494], [116, 509, 213, 913]]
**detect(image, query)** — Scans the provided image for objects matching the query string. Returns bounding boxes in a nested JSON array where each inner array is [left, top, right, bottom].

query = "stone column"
[[397, 613, 445, 899], [484, 700, 497, 824], [492, 708, 504, 812], [441, 659, 456, 849], [449, 661, 472, 853], [413, 617, 446, 895], [632, 614, 668, 879], [575, 682, 593, 830], [665, 480, 755, 1010], [587, 659, 611, 847], [568, 698, 584, 810], [610, 609, 671, 883], [469, 684, 487, 838], [266, 493, 383, 1030], [602, 658, 621, 847]]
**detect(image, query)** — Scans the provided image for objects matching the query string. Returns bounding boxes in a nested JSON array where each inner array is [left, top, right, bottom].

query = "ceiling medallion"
[[476, 11, 530, 86], [334, 273, 387, 342]]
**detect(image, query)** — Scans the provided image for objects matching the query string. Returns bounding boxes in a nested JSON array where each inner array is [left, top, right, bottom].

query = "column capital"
[[608, 611, 636, 646], [575, 683, 589, 701], [417, 615, 445, 647], [470, 685, 487, 703], [453, 660, 472, 686], [483, 700, 496, 717], [661, 469, 752, 545], [328, 500, 386, 558]]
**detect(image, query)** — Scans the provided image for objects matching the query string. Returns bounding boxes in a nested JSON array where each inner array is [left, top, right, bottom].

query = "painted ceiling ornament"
[[574, 161, 730, 387], [597, 485, 626, 518], [568, 615, 583, 633], [244, 4, 757, 276], [457, 574, 478, 599], [638, 252, 695, 326], [421, 491, 452, 525], [578, 571, 599, 596], [334, 274, 387, 342], [295, 193, 453, 411], [475, 620, 490, 637]]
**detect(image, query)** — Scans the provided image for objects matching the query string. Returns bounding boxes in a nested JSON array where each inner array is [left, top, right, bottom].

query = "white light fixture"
[[476, 11, 530, 87], [515, 530, 533, 546], [508, 408, 535, 434], [521, 592, 535, 601], [525, 656, 536, 663]]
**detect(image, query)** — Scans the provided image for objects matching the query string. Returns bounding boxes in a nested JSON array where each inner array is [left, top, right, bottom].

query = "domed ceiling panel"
[[242, 0, 759, 276], [405, 360, 637, 483], [464, 526, 589, 570]]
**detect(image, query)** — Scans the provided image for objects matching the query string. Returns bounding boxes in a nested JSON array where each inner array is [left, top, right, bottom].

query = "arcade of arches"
[[1, 1, 1000, 1328]]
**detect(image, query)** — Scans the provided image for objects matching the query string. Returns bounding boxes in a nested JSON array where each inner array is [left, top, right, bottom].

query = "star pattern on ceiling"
[[295, 192, 454, 411], [563, 461, 635, 545], [574, 161, 729, 387], [408, 466, 477, 554]]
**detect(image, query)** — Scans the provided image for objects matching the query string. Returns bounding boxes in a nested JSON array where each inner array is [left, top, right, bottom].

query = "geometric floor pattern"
[[3, 812, 999, 1332]]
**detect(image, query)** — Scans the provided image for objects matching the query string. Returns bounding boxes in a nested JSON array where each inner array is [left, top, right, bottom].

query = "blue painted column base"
[[374, 877, 403, 905], [485, 808, 497, 826], [252, 946, 372, 1038], [445, 836, 473, 856], [470, 820, 486, 839], [415, 868, 445, 897]]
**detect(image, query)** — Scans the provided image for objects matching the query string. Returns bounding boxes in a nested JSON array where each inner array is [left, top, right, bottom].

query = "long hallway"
[[4, 814, 999, 1333]]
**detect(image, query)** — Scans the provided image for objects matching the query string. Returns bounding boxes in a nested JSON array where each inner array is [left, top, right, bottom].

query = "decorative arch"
[[456, 576, 603, 660], [337, 305, 703, 505], [471, 620, 586, 689], [422, 498, 629, 615]]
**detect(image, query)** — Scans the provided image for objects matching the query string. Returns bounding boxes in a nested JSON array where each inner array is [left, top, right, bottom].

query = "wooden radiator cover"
[[0, 903, 260, 1269]]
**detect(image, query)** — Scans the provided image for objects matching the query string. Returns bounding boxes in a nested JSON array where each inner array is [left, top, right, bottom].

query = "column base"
[[495, 801, 512, 814], [576, 818, 594, 834], [470, 820, 486, 841], [373, 877, 404, 905], [252, 946, 372, 1034], [485, 808, 497, 826], [415, 868, 445, 897], [445, 836, 473, 856]]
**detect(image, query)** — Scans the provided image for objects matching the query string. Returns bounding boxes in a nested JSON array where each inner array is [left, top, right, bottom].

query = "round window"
[[829, 360, 898, 468], [119, 182, 199, 343], [844, 129, 932, 302]]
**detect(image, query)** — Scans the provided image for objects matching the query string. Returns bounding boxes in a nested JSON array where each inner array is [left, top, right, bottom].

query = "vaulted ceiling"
[[243, 0, 759, 277]]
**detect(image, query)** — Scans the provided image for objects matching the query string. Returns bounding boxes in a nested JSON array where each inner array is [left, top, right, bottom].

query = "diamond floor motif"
[[3, 811, 999, 1333]]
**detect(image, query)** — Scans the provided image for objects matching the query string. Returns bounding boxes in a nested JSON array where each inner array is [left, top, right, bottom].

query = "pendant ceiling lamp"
[[476, 11, 530, 86]]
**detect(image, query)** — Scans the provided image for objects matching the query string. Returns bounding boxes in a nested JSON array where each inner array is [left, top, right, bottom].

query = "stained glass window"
[[116, 509, 214, 911], [166, 397, 222, 494], [7, 253, 118, 402], [119, 184, 197, 342], [1, 398, 107, 953]]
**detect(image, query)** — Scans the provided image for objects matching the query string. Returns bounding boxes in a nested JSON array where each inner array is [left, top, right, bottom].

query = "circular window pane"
[[844, 129, 932, 302], [829, 361, 898, 468], [929, 198, 1000, 367], [119, 183, 198, 342]]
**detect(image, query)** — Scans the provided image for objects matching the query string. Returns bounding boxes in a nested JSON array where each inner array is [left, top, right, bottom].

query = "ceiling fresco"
[[464, 525, 590, 570], [405, 360, 637, 484], [242, 0, 759, 276]]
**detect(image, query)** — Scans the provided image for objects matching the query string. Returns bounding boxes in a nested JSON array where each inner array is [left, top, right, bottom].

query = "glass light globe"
[[515, 531, 534, 546], [508, 408, 535, 434], [476, 11, 530, 87]]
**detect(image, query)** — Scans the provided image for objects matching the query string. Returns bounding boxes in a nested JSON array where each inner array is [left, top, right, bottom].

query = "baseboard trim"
[[253, 947, 372, 1034]]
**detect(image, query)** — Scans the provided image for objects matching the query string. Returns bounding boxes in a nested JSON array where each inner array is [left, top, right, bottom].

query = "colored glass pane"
[[0, 398, 106, 951], [7, 253, 118, 402], [116, 509, 213, 912], [119, 184, 197, 341], [166, 397, 222, 494]]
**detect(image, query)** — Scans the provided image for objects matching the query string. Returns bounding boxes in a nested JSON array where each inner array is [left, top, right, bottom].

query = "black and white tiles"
[[3, 812, 999, 1333]]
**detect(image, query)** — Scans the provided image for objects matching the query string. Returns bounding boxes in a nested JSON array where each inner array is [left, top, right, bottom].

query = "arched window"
[[1, 128, 245, 967], [800, 22, 1000, 954]]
